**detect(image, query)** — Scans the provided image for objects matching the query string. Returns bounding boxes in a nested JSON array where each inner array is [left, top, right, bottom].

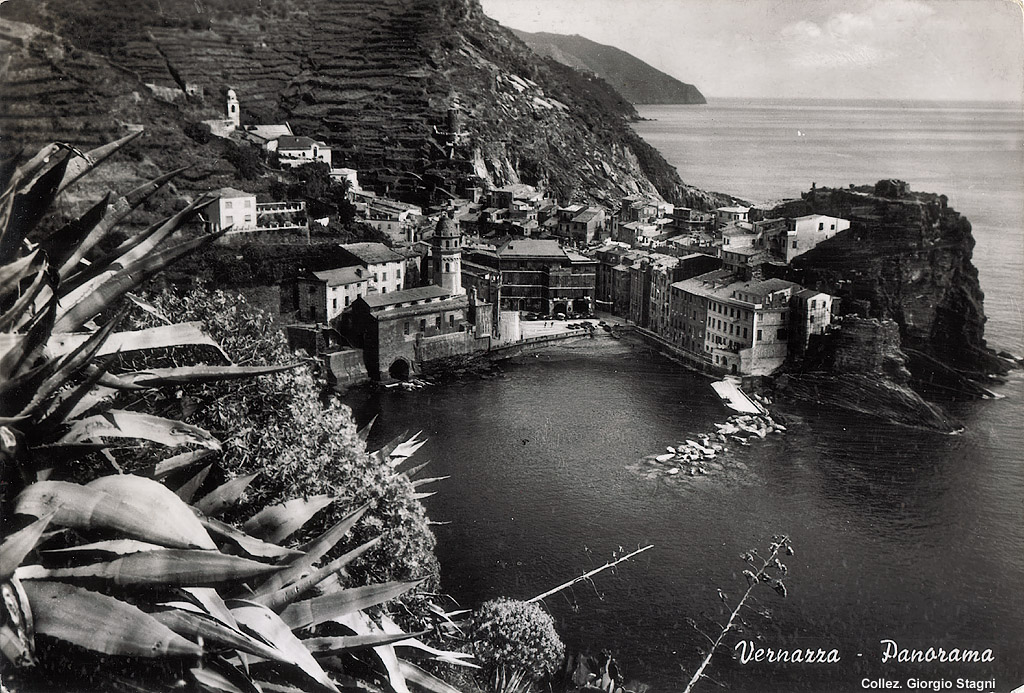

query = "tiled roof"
[[497, 239, 567, 259], [340, 242, 404, 265], [361, 284, 450, 308], [311, 267, 366, 286], [277, 135, 321, 150], [217, 187, 253, 199]]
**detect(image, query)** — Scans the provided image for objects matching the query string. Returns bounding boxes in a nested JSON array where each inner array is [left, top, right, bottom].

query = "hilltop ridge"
[[512, 30, 706, 105], [0, 0, 724, 208]]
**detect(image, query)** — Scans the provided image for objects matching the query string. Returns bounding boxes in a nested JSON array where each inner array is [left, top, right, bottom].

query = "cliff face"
[[511, 30, 706, 105], [0, 0, 724, 207], [777, 317, 959, 432], [763, 183, 1004, 377]]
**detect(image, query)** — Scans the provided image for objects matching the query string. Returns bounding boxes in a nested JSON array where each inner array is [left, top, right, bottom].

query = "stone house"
[[294, 267, 371, 323], [337, 243, 405, 295], [276, 135, 332, 169]]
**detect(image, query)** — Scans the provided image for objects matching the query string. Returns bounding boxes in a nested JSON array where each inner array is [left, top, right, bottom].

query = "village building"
[[294, 266, 371, 322], [276, 135, 333, 169], [668, 271, 830, 376], [462, 238, 597, 315], [341, 216, 493, 381], [364, 199, 423, 244], [202, 187, 310, 241], [336, 243, 405, 295], [715, 205, 750, 229], [556, 205, 606, 246], [789, 288, 834, 355], [777, 214, 851, 263], [241, 123, 294, 149]]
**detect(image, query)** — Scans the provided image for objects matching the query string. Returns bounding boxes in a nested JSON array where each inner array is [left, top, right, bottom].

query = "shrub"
[[470, 598, 565, 680]]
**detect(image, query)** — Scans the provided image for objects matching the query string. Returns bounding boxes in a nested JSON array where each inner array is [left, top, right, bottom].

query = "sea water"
[[343, 100, 1024, 692]]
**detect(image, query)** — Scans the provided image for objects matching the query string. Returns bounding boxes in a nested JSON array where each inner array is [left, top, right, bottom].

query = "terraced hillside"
[[1, 0, 728, 208]]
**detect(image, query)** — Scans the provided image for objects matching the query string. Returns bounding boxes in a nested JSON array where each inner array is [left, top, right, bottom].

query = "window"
[[397, 269, 401, 280], [778, 328, 788, 340], [245, 199, 251, 208], [756, 329, 763, 341], [830, 224, 835, 230], [226, 215, 234, 225], [448, 315, 454, 327], [419, 319, 426, 332], [810, 299, 816, 309], [445, 262, 450, 273], [435, 316, 441, 330], [809, 315, 816, 323], [404, 321, 410, 335], [818, 222, 824, 231], [345, 296, 350, 306], [743, 327, 748, 338], [225, 201, 233, 209], [792, 241, 798, 249], [332, 298, 337, 310], [382, 272, 387, 281], [244, 215, 252, 223], [381, 287, 387, 294], [308, 286, 316, 295]]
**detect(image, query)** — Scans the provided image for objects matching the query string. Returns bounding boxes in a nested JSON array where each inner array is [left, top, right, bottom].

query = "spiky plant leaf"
[[57, 409, 220, 449], [0, 513, 54, 581], [255, 537, 382, 611], [141, 449, 217, 480], [194, 472, 260, 517], [175, 464, 213, 502], [399, 660, 465, 693], [47, 321, 228, 361], [279, 580, 424, 631], [200, 515, 304, 560], [256, 503, 370, 597], [23, 580, 203, 658], [302, 629, 430, 655], [15, 478, 217, 550], [153, 609, 292, 664], [123, 363, 302, 388], [241, 495, 335, 544], [229, 600, 340, 693]]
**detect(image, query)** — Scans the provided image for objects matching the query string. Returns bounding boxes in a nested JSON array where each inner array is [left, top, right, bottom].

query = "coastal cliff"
[[0, 0, 726, 208], [511, 30, 707, 105], [761, 182, 1011, 379]]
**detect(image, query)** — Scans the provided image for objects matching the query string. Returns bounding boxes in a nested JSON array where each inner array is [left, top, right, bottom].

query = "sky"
[[478, 0, 1024, 102]]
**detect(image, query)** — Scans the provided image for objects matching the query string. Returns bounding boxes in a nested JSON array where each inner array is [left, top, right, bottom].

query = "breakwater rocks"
[[631, 411, 787, 485]]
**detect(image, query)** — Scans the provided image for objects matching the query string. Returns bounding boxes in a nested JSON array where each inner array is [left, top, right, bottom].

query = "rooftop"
[[340, 242, 404, 266], [717, 206, 750, 214], [217, 187, 254, 199], [572, 209, 603, 224], [277, 135, 323, 150], [311, 266, 366, 286], [361, 284, 450, 309], [497, 239, 567, 259]]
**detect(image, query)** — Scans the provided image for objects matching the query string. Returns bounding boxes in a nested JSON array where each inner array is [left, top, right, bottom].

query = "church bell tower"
[[431, 214, 464, 296]]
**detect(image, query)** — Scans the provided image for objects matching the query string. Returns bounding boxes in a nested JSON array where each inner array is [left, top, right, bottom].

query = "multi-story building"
[[670, 273, 818, 375], [715, 206, 750, 229], [204, 188, 257, 232], [779, 214, 850, 262], [790, 288, 834, 355], [462, 239, 597, 315], [556, 206, 606, 246], [337, 243, 405, 295], [294, 267, 371, 322], [276, 135, 332, 169]]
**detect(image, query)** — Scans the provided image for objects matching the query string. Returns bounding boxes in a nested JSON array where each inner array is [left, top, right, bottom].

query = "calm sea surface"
[[343, 100, 1024, 692]]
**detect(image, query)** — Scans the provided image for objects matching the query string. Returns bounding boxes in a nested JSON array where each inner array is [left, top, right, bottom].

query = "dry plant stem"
[[527, 544, 653, 603], [681, 535, 790, 693]]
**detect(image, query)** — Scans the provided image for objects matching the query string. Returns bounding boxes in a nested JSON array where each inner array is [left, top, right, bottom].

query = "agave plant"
[[0, 137, 473, 692]]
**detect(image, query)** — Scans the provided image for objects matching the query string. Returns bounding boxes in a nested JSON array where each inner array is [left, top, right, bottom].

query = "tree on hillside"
[[122, 286, 440, 587]]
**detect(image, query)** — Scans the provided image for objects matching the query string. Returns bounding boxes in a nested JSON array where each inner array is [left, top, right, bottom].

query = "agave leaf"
[[57, 131, 144, 194], [34, 355, 115, 428], [0, 576, 36, 668], [194, 472, 260, 517], [57, 167, 195, 279], [0, 258, 49, 332], [0, 292, 55, 383], [256, 537, 382, 611], [34, 193, 111, 271], [140, 448, 217, 480], [23, 580, 202, 658], [302, 629, 429, 654], [230, 600, 340, 693], [58, 410, 221, 449], [153, 609, 291, 664], [355, 415, 377, 443], [0, 513, 54, 581], [175, 464, 213, 503], [398, 660, 465, 693], [15, 478, 216, 549], [1, 151, 71, 262], [330, 611, 410, 693], [242, 495, 335, 544], [371, 429, 409, 464], [24, 549, 283, 586], [125, 292, 171, 324], [123, 363, 302, 388], [200, 515, 304, 560], [0, 248, 44, 298], [54, 229, 225, 333], [400, 461, 430, 479], [410, 476, 448, 488], [42, 539, 165, 557], [47, 321, 227, 360], [410, 492, 436, 501], [256, 503, 370, 597], [388, 433, 426, 463], [191, 659, 264, 693], [279, 579, 424, 631], [378, 615, 476, 668]]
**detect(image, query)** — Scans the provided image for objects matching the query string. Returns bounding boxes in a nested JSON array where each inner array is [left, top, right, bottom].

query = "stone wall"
[[325, 348, 369, 388]]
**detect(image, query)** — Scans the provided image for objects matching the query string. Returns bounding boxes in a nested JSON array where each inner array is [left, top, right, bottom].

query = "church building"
[[342, 215, 492, 380]]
